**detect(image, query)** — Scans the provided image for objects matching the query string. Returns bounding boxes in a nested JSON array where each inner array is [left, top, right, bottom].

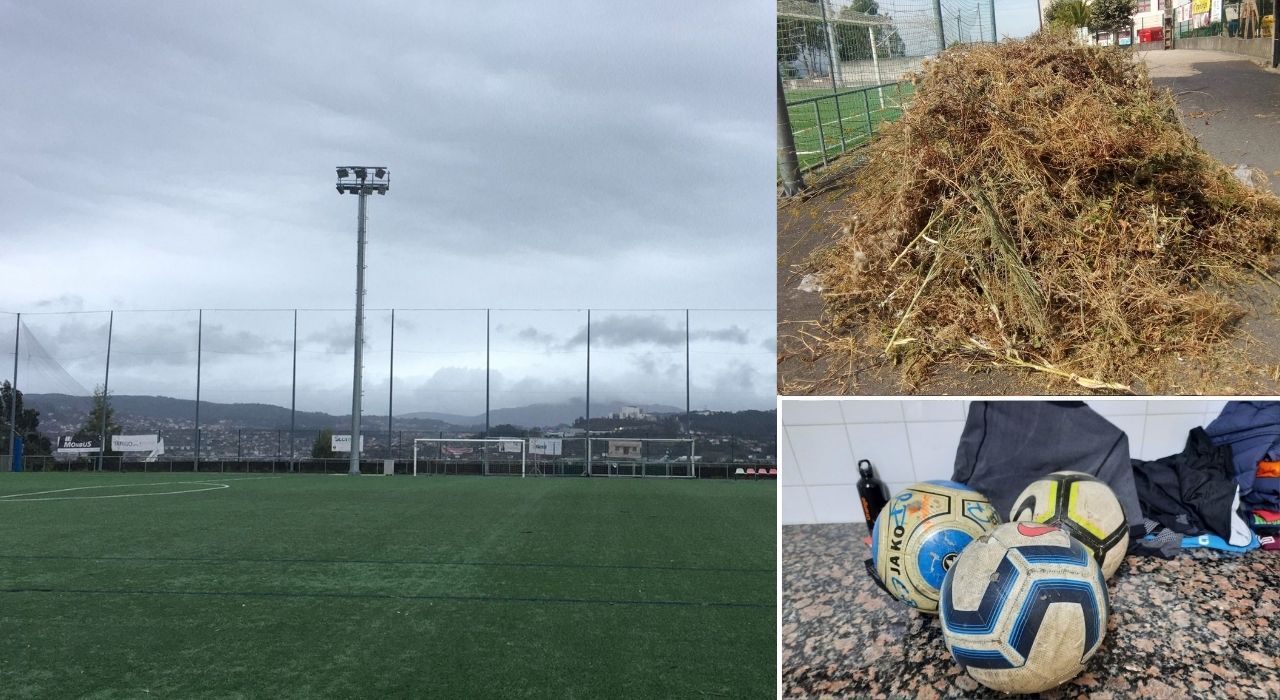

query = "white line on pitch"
[[0, 482, 231, 502]]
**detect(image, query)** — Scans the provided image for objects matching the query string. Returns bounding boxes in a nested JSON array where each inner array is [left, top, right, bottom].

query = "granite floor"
[[783, 523, 1280, 699]]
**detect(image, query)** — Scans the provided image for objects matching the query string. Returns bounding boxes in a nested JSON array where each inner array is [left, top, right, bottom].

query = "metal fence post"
[[868, 26, 885, 109], [685, 309, 691, 436], [7, 313, 18, 471], [933, 0, 947, 50], [98, 311, 113, 472], [485, 309, 490, 438], [290, 309, 297, 471], [777, 70, 805, 195], [813, 102, 828, 167], [1274, 1, 1280, 66], [862, 90, 873, 141], [195, 309, 202, 471]]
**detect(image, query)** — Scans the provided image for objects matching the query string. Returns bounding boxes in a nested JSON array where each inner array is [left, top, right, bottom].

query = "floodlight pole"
[[388, 308, 395, 461], [585, 309, 591, 475], [351, 190, 367, 476], [336, 166, 390, 476]]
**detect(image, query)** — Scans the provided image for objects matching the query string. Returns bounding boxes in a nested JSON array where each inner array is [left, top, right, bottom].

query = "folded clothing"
[[1205, 401, 1280, 511], [1131, 428, 1250, 545], [1253, 509, 1280, 534]]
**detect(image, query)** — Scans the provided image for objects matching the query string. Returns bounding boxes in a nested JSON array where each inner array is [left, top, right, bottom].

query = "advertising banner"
[[55, 436, 100, 454], [528, 438, 563, 456], [111, 434, 161, 452], [499, 439, 524, 454], [330, 434, 365, 453]]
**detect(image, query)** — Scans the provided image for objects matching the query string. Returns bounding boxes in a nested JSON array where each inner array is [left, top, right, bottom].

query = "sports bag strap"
[[864, 558, 893, 597]]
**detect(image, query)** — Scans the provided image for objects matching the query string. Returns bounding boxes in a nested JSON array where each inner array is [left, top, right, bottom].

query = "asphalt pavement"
[[1143, 49, 1280, 194]]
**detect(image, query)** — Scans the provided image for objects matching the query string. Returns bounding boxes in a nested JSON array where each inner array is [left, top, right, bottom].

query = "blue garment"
[[1204, 401, 1280, 511], [1179, 532, 1260, 553]]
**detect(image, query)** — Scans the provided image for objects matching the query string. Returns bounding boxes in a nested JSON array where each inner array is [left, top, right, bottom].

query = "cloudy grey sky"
[[0, 1, 775, 413]]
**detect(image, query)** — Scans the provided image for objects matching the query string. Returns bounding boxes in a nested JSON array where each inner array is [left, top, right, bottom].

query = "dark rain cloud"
[[0, 1, 774, 312]]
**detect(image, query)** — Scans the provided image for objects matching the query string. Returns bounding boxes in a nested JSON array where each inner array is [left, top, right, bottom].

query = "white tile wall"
[[780, 399, 1230, 525]]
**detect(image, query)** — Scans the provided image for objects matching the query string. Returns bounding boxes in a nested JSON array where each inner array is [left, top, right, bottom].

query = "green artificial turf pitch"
[[783, 83, 915, 171], [0, 473, 775, 698]]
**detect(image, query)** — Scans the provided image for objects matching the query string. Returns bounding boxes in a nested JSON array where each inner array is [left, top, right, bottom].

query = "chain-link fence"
[[778, 0, 997, 178], [10, 432, 773, 479], [0, 308, 775, 475]]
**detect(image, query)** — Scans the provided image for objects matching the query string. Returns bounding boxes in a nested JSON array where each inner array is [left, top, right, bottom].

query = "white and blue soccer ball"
[[940, 521, 1109, 694]]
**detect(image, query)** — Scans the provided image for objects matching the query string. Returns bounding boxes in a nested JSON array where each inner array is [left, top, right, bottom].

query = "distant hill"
[[400, 400, 684, 430], [24, 393, 451, 433], [22, 393, 765, 436]]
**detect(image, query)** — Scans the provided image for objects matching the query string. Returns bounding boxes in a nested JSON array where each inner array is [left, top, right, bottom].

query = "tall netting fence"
[[0, 308, 775, 478], [778, 0, 997, 173]]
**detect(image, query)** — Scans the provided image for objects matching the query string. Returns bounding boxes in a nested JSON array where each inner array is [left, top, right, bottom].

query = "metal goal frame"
[[411, 438, 527, 478], [585, 437, 697, 478]]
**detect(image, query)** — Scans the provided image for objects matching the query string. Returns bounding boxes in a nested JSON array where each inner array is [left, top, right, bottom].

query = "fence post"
[[685, 309, 691, 436], [485, 309, 490, 438], [1274, 0, 1279, 66], [868, 26, 885, 109], [777, 70, 805, 195], [862, 90, 873, 142], [933, 0, 946, 50], [813, 102, 828, 167], [195, 309, 202, 471], [7, 313, 17, 472], [98, 311, 113, 473], [290, 309, 297, 472]]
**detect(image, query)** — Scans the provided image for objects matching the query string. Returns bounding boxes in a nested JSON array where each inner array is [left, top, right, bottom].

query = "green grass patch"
[[784, 83, 915, 171], [0, 473, 775, 698]]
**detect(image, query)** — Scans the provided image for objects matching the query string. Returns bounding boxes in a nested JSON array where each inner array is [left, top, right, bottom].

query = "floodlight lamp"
[[336, 184, 344, 194], [354, 167, 367, 179], [375, 168, 386, 179], [337, 167, 349, 178]]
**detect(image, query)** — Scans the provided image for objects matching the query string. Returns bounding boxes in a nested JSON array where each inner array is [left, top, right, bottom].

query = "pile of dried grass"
[[815, 32, 1280, 391]]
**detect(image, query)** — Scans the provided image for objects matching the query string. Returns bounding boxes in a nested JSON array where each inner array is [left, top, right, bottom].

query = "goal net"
[[585, 438, 697, 478], [412, 438, 527, 478]]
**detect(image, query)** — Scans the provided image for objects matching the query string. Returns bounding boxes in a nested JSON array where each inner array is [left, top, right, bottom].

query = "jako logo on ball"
[[940, 522, 1108, 694], [870, 480, 1000, 613]]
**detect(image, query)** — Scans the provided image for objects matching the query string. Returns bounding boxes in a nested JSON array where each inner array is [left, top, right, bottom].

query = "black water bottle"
[[857, 459, 890, 530]]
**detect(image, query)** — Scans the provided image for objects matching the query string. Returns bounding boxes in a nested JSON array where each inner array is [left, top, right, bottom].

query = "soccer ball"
[[1009, 471, 1129, 579], [869, 480, 1000, 613], [940, 522, 1109, 694]]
